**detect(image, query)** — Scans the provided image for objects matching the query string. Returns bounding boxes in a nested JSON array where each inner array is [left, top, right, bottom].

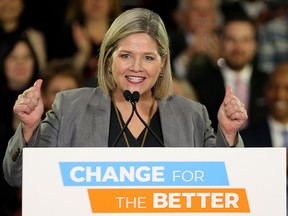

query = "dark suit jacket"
[[191, 64, 268, 131], [240, 117, 272, 147], [169, 31, 215, 78], [3, 87, 244, 187]]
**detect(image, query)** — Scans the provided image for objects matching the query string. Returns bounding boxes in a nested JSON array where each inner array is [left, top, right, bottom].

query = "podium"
[[23, 147, 286, 215]]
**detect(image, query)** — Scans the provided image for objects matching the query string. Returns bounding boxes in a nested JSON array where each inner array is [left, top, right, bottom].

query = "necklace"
[[113, 98, 155, 147]]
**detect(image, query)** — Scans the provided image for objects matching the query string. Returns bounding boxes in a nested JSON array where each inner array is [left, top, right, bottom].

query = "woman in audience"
[[54, 0, 122, 86], [0, 35, 39, 216], [0, 0, 47, 72]]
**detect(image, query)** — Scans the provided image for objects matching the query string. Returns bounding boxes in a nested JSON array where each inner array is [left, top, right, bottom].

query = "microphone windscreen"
[[123, 90, 132, 102], [132, 91, 140, 102]]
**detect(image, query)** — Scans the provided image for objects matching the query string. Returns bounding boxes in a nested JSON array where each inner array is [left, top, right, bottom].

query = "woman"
[[0, 35, 39, 216], [0, 35, 39, 150], [3, 8, 247, 188], [54, 0, 122, 85], [0, 0, 47, 72]]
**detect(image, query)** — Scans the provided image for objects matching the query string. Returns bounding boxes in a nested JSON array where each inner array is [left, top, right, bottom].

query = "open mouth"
[[274, 101, 288, 110], [126, 76, 145, 83]]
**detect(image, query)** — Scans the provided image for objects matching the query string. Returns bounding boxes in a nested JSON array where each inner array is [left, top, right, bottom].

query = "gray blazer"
[[3, 87, 244, 187]]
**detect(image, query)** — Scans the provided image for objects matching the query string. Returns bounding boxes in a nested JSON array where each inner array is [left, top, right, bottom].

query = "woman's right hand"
[[13, 79, 44, 142]]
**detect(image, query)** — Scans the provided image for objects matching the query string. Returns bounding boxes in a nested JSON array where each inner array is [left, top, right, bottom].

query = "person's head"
[[41, 59, 82, 111], [65, 0, 122, 25], [265, 63, 288, 124], [0, 0, 24, 28], [220, 16, 257, 72], [98, 8, 172, 100], [0, 35, 39, 90], [180, 0, 220, 35]]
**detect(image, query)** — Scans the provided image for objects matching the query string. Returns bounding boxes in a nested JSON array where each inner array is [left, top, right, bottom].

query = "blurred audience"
[[41, 59, 83, 117], [52, 0, 122, 86], [191, 15, 267, 131], [257, 2, 288, 74], [0, 0, 47, 72], [0, 35, 40, 216], [240, 63, 288, 214], [172, 76, 198, 101], [241, 63, 288, 148], [1, 0, 288, 214], [220, 0, 269, 27], [169, 0, 222, 80]]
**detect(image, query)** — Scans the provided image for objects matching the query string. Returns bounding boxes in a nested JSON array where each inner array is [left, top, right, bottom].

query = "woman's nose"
[[130, 58, 143, 72]]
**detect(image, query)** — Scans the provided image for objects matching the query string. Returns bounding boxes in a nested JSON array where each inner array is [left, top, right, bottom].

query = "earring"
[[159, 72, 164, 79]]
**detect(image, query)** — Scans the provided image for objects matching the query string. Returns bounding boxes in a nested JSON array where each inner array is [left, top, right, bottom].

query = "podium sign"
[[23, 148, 286, 215]]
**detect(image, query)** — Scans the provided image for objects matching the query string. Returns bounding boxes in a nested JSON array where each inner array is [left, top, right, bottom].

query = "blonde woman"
[[3, 8, 247, 187]]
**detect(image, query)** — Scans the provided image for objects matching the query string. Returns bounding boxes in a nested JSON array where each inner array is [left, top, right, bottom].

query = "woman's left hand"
[[217, 86, 248, 146]]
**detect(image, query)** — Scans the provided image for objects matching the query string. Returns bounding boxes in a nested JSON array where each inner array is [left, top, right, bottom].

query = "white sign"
[[22, 147, 286, 216]]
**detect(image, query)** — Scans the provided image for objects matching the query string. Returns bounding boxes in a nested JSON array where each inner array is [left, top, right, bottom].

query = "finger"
[[20, 79, 42, 100], [223, 86, 234, 105], [225, 97, 243, 110], [225, 86, 233, 96], [15, 101, 33, 115], [228, 111, 247, 121], [225, 105, 246, 118], [29, 93, 40, 106], [23, 96, 39, 112], [20, 88, 37, 102], [225, 99, 245, 115], [223, 94, 238, 107], [28, 86, 42, 103], [230, 109, 248, 122], [22, 81, 42, 102], [34, 79, 43, 90], [20, 90, 29, 99], [225, 101, 248, 119]]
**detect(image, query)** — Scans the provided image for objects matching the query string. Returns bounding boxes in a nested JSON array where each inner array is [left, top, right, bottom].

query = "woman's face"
[[82, 0, 112, 20], [0, 0, 23, 23], [111, 33, 164, 100], [4, 41, 35, 90]]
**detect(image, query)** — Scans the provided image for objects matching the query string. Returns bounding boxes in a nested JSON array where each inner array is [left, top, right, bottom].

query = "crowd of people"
[[0, 0, 287, 215]]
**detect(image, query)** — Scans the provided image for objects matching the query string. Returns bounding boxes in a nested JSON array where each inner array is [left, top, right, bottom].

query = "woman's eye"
[[120, 54, 130, 59], [145, 56, 154, 61]]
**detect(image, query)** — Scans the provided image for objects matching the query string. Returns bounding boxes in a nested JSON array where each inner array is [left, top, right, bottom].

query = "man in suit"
[[241, 63, 288, 148], [190, 15, 267, 131], [240, 63, 288, 215]]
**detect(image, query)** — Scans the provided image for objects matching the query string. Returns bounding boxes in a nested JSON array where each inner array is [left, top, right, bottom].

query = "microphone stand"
[[112, 90, 165, 147], [111, 90, 135, 147], [130, 91, 165, 147]]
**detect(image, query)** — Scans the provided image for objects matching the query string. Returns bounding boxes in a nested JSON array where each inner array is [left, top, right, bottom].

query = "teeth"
[[274, 101, 288, 109], [127, 76, 144, 82]]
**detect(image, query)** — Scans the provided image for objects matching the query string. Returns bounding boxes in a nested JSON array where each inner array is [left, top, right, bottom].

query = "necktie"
[[281, 129, 288, 148], [235, 74, 248, 109]]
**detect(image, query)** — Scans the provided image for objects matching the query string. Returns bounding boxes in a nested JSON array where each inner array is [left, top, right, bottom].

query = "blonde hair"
[[97, 8, 173, 99]]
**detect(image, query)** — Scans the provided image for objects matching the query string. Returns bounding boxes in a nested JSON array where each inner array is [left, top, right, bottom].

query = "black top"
[[108, 102, 163, 147]]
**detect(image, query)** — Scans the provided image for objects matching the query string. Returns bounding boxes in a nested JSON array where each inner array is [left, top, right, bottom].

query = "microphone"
[[130, 91, 140, 110], [130, 91, 165, 147], [111, 90, 135, 147]]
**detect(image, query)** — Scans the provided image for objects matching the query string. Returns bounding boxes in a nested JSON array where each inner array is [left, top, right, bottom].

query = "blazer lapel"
[[158, 99, 179, 147], [92, 90, 111, 147]]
